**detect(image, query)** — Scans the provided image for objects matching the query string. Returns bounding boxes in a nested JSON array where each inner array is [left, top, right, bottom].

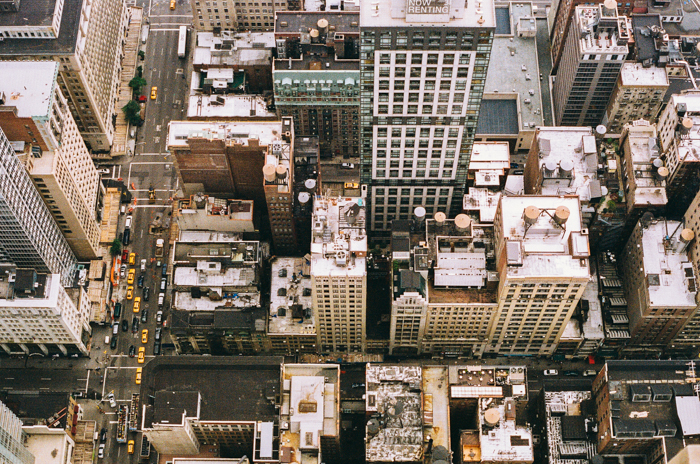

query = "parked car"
[[99, 428, 107, 443], [158, 293, 165, 308], [129, 345, 136, 358], [140, 259, 147, 271], [131, 317, 139, 333], [160, 277, 167, 291], [143, 287, 150, 301], [351, 383, 365, 389], [98, 444, 105, 458], [110, 336, 117, 349], [137, 274, 144, 288], [153, 341, 161, 355], [564, 370, 579, 376], [156, 259, 162, 267], [113, 302, 122, 318], [341, 162, 354, 169], [154, 327, 162, 341], [120, 264, 127, 278], [121, 319, 128, 332], [138, 347, 145, 363], [544, 369, 558, 376], [140, 308, 148, 324], [124, 215, 132, 229], [583, 369, 597, 377], [121, 249, 129, 262], [513, 169, 524, 175], [123, 228, 130, 245], [156, 310, 163, 324], [162, 264, 167, 277], [112, 323, 119, 335]]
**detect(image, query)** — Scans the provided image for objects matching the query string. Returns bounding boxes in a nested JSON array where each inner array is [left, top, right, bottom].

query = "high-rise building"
[[553, 2, 630, 126], [359, 0, 495, 239], [273, 12, 360, 159], [0, 0, 128, 152], [486, 195, 590, 356], [190, 0, 302, 33], [0, 61, 102, 260], [0, 269, 90, 356], [619, 218, 697, 357], [310, 195, 367, 353], [603, 62, 669, 134], [0, 128, 77, 286], [0, 399, 35, 464]]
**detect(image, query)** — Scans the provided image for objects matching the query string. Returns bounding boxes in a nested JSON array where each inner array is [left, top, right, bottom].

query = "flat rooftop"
[[275, 11, 359, 34], [173, 266, 257, 288], [463, 188, 501, 223], [178, 230, 245, 243], [469, 142, 509, 187], [0, 0, 58, 28], [187, 93, 276, 119], [544, 391, 596, 464], [669, 94, 700, 163], [170, 308, 266, 330], [142, 356, 282, 426], [269, 257, 315, 336], [0, 0, 80, 55], [193, 31, 274, 67], [637, 220, 696, 308], [575, 5, 629, 55], [622, 123, 668, 207], [173, 240, 260, 264], [479, 399, 533, 463], [0, 61, 58, 117], [173, 290, 261, 310], [167, 120, 284, 149], [422, 366, 450, 452], [498, 196, 590, 279], [360, 0, 495, 29], [483, 3, 543, 133], [620, 62, 669, 87]]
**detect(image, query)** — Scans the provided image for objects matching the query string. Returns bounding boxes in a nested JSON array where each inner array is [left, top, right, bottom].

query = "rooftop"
[[142, 356, 282, 427], [620, 62, 670, 87], [0, 0, 80, 56], [0, 273, 62, 308], [173, 239, 260, 265], [463, 188, 502, 223], [479, 398, 533, 463], [668, 93, 700, 164], [560, 275, 605, 342], [360, 0, 495, 29], [275, 11, 360, 34], [175, 196, 255, 232], [469, 142, 509, 188], [365, 365, 423, 463], [0, 0, 59, 29], [527, 127, 601, 203], [477, 99, 519, 135], [497, 196, 590, 279], [0, 61, 58, 117], [169, 308, 266, 331], [422, 366, 450, 453], [1, 391, 71, 429], [178, 230, 247, 243], [544, 391, 596, 464], [269, 257, 315, 336], [173, 266, 258, 288], [172, 289, 261, 311], [636, 219, 696, 308], [621, 122, 668, 208], [167, 120, 285, 149], [193, 31, 275, 67], [575, 5, 630, 55], [310, 196, 367, 277], [187, 93, 276, 119], [482, 3, 544, 133]]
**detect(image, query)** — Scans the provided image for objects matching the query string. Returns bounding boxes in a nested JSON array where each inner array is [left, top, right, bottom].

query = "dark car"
[[153, 341, 161, 355], [121, 249, 129, 262], [140, 308, 148, 324], [162, 264, 167, 277], [137, 274, 145, 288], [121, 319, 128, 332], [564, 370, 579, 376], [123, 228, 130, 246], [128, 345, 136, 358], [143, 287, 150, 301], [113, 302, 122, 318], [154, 327, 162, 341], [99, 427, 107, 443], [131, 317, 139, 333], [351, 383, 365, 389], [110, 336, 117, 349]]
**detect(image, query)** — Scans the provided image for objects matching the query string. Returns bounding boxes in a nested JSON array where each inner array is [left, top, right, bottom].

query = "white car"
[[543, 369, 558, 376], [341, 162, 354, 169], [98, 444, 105, 458], [107, 393, 116, 408], [97, 168, 110, 175], [140, 259, 147, 271], [124, 215, 132, 229]]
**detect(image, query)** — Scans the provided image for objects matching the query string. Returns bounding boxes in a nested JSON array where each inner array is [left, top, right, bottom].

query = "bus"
[[177, 25, 187, 58]]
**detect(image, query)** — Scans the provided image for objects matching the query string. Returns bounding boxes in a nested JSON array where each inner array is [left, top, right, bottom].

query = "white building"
[[468, 142, 510, 189], [487, 195, 590, 356], [0, 61, 102, 260], [0, 400, 35, 464], [23, 426, 74, 464], [175, 196, 255, 233], [310, 196, 367, 353], [0, 270, 90, 356], [359, 0, 496, 237]]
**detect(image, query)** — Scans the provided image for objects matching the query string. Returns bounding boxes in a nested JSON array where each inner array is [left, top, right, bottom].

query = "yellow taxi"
[[344, 182, 359, 189], [170, 0, 176, 9], [141, 329, 149, 344], [135, 367, 142, 385], [133, 296, 141, 313], [127, 440, 135, 454], [128, 252, 136, 265], [138, 347, 145, 363], [126, 286, 134, 300], [150, 86, 157, 100], [127, 269, 135, 284]]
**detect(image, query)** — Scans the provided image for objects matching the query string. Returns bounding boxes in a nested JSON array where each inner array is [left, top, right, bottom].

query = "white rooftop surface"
[[168, 121, 283, 148], [193, 31, 274, 66], [0, 274, 60, 308], [187, 93, 276, 119], [178, 230, 244, 242], [504, 175, 524, 195], [360, 0, 495, 29], [624, 125, 668, 207], [470, 142, 509, 187], [463, 188, 501, 223], [499, 196, 590, 279], [576, 6, 629, 55], [174, 266, 256, 287], [290, 376, 325, 424], [640, 221, 697, 308], [671, 96, 700, 163], [269, 257, 315, 335], [173, 290, 260, 310], [534, 127, 598, 202], [422, 367, 450, 451], [480, 402, 533, 463], [0, 61, 58, 118], [675, 396, 700, 436], [484, 3, 544, 130], [560, 277, 604, 340], [24, 431, 72, 464], [620, 62, 669, 87], [311, 197, 367, 278]]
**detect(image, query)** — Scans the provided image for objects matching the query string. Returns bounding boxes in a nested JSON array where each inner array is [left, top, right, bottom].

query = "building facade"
[[0, 400, 35, 464], [0, 128, 77, 286], [553, 3, 629, 126], [0, 61, 102, 260], [273, 12, 360, 159], [310, 196, 367, 353], [0, 0, 128, 152], [190, 0, 302, 33], [359, 0, 495, 238], [0, 269, 89, 356]]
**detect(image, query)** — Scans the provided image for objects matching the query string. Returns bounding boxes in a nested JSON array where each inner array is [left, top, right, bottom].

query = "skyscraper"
[[0, 400, 35, 464], [0, 128, 77, 286], [359, 0, 495, 240]]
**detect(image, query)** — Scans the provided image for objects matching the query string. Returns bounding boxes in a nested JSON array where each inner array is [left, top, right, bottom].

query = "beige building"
[[603, 63, 669, 134], [0, 269, 90, 356], [191, 0, 302, 33], [487, 195, 590, 356], [0, 61, 102, 260], [0, 0, 128, 152], [310, 196, 367, 353]]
